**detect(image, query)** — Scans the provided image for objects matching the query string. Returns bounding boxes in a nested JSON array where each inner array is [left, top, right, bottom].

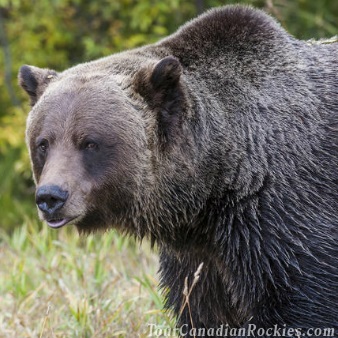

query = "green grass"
[[0, 221, 176, 337]]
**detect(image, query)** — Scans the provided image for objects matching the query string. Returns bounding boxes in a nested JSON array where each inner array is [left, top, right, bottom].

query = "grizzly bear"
[[19, 5, 338, 337]]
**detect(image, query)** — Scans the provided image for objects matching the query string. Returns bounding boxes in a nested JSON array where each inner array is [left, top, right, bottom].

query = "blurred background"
[[0, 0, 338, 232]]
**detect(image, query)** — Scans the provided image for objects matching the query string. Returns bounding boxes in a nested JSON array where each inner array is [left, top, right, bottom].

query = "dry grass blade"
[[178, 262, 204, 336]]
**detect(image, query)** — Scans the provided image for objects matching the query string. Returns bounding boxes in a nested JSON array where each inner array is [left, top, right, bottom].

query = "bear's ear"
[[150, 56, 182, 91], [134, 56, 183, 106], [135, 56, 185, 147], [18, 65, 58, 106]]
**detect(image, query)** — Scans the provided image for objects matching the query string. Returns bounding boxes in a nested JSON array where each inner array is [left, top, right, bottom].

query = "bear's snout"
[[36, 185, 69, 218]]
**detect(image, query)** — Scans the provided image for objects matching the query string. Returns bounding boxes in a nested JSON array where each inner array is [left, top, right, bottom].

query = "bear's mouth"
[[47, 218, 73, 229]]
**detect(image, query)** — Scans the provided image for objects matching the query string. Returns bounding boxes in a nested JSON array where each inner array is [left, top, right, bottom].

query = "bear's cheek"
[[84, 163, 138, 215], [71, 146, 133, 215], [81, 147, 116, 180]]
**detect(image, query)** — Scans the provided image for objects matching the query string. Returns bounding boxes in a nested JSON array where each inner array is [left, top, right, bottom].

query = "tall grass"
[[0, 221, 176, 337]]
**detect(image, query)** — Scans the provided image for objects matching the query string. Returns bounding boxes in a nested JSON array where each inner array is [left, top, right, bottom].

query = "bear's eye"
[[37, 139, 49, 154], [84, 141, 99, 151]]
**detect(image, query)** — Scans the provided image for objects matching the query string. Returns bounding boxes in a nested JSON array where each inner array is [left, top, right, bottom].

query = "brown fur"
[[19, 5, 338, 337]]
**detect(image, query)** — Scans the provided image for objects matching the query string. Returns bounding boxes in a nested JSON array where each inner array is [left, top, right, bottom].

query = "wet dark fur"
[[19, 6, 338, 337]]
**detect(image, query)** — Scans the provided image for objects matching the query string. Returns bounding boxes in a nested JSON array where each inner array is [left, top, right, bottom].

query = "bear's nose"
[[36, 185, 69, 215]]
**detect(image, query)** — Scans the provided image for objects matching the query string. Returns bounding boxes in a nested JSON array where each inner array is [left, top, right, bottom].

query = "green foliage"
[[0, 223, 175, 337], [0, 0, 337, 232]]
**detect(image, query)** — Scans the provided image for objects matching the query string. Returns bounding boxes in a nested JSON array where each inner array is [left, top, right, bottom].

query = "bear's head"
[[18, 56, 198, 239]]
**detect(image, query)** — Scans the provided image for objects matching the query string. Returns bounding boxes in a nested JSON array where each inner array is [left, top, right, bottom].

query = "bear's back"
[[157, 5, 291, 67]]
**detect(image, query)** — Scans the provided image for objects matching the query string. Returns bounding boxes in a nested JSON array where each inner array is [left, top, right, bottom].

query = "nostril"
[[36, 185, 69, 214]]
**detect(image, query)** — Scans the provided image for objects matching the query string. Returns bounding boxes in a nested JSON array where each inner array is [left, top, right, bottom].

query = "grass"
[[0, 221, 177, 337]]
